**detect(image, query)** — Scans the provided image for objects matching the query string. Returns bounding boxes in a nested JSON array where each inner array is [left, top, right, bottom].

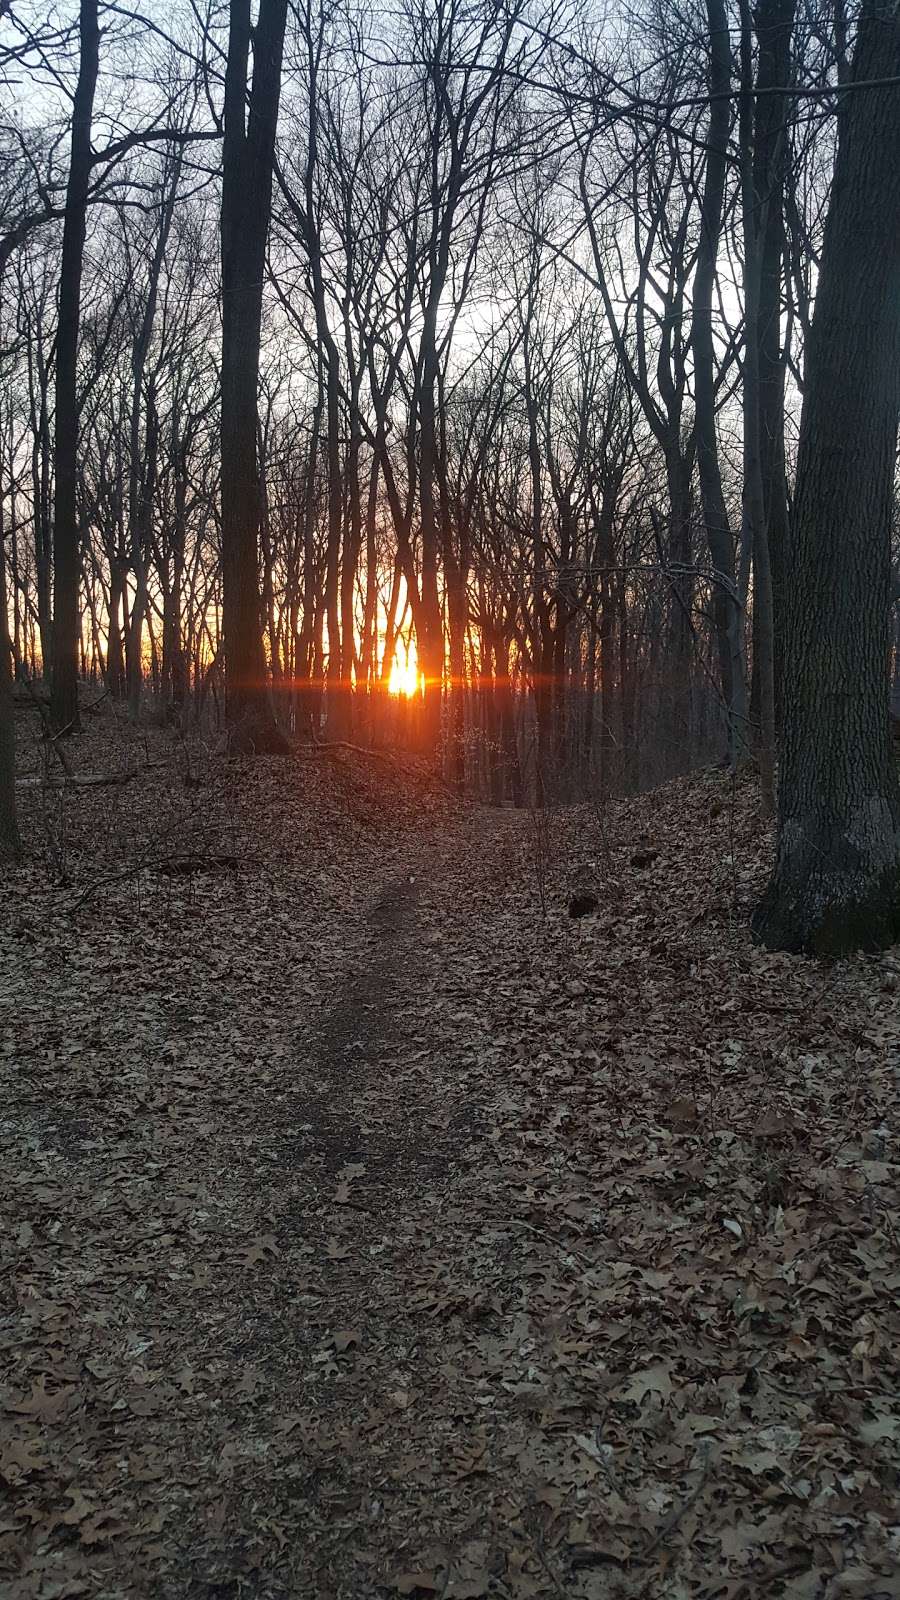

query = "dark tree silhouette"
[[220, 0, 289, 751], [0, 520, 19, 859], [50, 0, 99, 733], [753, 0, 900, 954]]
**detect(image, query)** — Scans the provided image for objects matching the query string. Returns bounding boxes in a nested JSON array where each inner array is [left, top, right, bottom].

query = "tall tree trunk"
[[106, 563, 126, 697], [166, 429, 189, 715], [295, 368, 323, 738], [739, 0, 775, 815], [220, 0, 288, 752], [322, 362, 344, 737], [753, 0, 795, 725], [592, 481, 618, 788], [0, 488, 20, 860], [523, 317, 553, 797], [752, 0, 900, 953], [30, 354, 54, 678], [664, 445, 694, 774], [417, 308, 447, 757], [126, 389, 159, 716], [312, 284, 344, 742], [127, 158, 180, 717], [692, 0, 746, 765], [50, 0, 99, 733], [618, 569, 635, 791], [495, 635, 522, 806], [359, 452, 380, 734], [339, 410, 363, 740]]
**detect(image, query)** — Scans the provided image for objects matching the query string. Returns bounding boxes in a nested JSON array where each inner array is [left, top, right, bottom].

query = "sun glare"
[[388, 645, 422, 698]]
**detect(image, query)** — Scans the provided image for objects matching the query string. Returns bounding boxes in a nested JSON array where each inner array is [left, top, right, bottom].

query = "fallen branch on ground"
[[17, 762, 171, 789], [69, 850, 248, 908], [299, 738, 405, 766], [156, 853, 240, 876]]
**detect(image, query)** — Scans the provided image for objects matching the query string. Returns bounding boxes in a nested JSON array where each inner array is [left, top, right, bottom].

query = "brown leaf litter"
[[1, 727, 898, 1599]]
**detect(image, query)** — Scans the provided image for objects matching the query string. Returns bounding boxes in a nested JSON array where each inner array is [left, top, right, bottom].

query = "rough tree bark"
[[49, 0, 99, 733], [220, 0, 289, 752], [752, 0, 900, 953]]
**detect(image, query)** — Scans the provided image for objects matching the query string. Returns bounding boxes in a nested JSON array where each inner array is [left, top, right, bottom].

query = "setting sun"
[[387, 644, 423, 698]]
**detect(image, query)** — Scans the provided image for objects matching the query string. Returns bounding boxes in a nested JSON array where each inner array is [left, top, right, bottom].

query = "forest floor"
[[1, 713, 899, 1600]]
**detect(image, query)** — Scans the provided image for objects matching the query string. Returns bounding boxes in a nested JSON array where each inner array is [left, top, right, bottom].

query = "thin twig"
[[641, 1450, 711, 1564]]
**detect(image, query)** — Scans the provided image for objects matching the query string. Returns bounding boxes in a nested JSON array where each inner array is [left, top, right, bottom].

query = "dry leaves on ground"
[[1, 723, 898, 1599]]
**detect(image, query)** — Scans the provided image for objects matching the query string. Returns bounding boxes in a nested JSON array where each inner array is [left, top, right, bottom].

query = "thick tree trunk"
[[220, 0, 288, 753], [50, 0, 99, 733], [753, 0, 900, 954]]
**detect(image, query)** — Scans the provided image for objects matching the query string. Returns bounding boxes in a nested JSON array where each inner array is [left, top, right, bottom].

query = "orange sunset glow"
[[387, 643, 423, 698]]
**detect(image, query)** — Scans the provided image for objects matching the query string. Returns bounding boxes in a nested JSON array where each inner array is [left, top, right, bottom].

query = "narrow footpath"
[[2, 757, 899, 1600]]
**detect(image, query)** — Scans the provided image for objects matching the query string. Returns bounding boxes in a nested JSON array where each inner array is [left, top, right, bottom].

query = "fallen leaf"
[[617, 1363, 673, 1404], [392, 1571, 442, 1594], [236, 1233, 279, 1267]]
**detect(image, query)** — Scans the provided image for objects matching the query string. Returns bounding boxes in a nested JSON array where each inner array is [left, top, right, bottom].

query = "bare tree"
[[753, 0, 900, 953], [0, 378, 19, 857], [219, 0, 288, 751], [691, 0, 746, 768], [49, 0, 99, 733]]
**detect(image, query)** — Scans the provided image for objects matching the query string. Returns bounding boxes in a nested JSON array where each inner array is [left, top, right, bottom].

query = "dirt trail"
[[303, 869, 433, 1180], [2, 795, 522, 1600], [5, 762, 899, 1600], [192, 806, 516, 1598]]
